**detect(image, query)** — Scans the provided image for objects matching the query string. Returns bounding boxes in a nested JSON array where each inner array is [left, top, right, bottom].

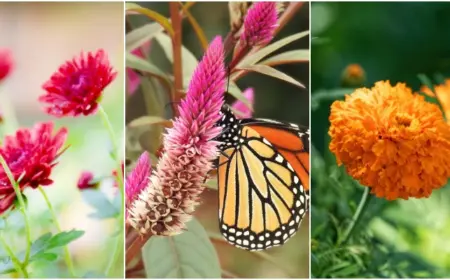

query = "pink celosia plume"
[[126, 151, 151, 205], [240, 2, 279, 46], [128, 36, 226, 235], [127, 41, 151, 95], [231, 87, 254, 118]]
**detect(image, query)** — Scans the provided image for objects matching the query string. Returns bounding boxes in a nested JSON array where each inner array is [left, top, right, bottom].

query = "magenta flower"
[[39, 49, 117, 117], [128, 36, 226, 235], [127, 42, 151, 95], [240, 2, 278, 46], [231, 87, 254, 118], [77, 171, 98, 190], [0, 49, 13, 82], [0, 122, 67, 214], [126, 151, 150, 205]]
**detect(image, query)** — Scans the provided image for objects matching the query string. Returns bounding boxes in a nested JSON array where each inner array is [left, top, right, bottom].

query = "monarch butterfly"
[[215, 105, 309, 251]]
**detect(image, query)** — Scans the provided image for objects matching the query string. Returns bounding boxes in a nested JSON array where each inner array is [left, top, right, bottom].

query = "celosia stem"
[[169, 2, 183, 116], [229, 43, 250, 71], [0, 154, 32, 267], [38, 186, 76, 277], [0, 234, 27, 277], [97, 105, 124, 277], [341, 187, 372, 245]]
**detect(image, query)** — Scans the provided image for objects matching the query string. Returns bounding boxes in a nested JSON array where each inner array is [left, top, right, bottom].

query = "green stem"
[[38, 186, 76, 277], [340, 187, 372, 245], [97, 106, 124, 277], [0, 155, 32, 266], [0, 234, 27, 277]]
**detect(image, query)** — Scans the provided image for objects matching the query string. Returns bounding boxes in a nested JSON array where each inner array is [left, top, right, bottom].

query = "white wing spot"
[[300, 196, 305, 204], [250, 235, 255, 241], [293, 188, 298, 194], [296, 200, 301, 207], [289, 228, 296, 235], [236, 231, 242, 236], [229, 236, 235, 241], [274, 240, 280, 244], [229, 228, 236, 233], [244, 231, 250, 236], [251, 243, 256, 248], [236, 239, 242, 245], [299, 208, 305, 215], [259, 236, 265, 241], [283, 233, 288, 240], [265, 240, 272, 246], [289, 220, 295, 226], [296, 215, 300, 223], [294, 176, 299, 184], [275, 155, 283, 163], [222, 224, 227, 230], [275, 231, 282, 237], [243, 240, 249, 246]]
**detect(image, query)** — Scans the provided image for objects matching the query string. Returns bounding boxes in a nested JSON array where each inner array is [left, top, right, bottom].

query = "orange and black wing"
[[217, 123, 308, 251]]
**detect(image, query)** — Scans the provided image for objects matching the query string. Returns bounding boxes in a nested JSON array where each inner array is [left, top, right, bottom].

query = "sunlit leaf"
[[126, 22, 163, 52], [128, 116, 173, 128], [227, 82, 253, 111], [238, 31, 309, 67], [261, 50, 309, 66], [237, 64, 305, 88], [126, 3, 174, 37], [154, 33, 199, 88], [126, 52, 167, 78], [142, 218, 221, 278]]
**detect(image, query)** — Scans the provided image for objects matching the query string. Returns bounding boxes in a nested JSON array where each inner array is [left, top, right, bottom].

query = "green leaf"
[[0, 257, 15, 274], [47, 230, 85, 250], [30, 252, 58, 262], [227, 82, 253, 111], [238, 31, 310, 67], [261, 50, 309, 65], [154, 33, 199, 88], [126, 52, 167, 78], [30, 232, 53, 256], [142, 218, 221, 278], [237, 64, 305, 88], [81, 189, 119, 219], [128, 116, 172, 128], [126, 3, 174, 37], [126, 22, 162, 52]]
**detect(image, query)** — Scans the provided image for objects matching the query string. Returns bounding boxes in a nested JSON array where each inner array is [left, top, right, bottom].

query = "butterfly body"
[[215, 105, 309, 251]]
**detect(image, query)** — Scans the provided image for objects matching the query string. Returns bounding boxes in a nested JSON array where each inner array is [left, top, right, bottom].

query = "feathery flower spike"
[[0, 122, 67, 214], [126, 151, 150, 206], [231, 87, 254, 118], [39, 49, 117, 117], [329, 81, 450, 200], [240, 2, 279, 47], [128, 36, 226, 235], [0, 49, 13, 82]]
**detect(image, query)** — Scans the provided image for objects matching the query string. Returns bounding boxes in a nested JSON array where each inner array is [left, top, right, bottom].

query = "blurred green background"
[[0, 2, 124, 278], [126, 2, 309, 278], [311, 2, 450, 278]]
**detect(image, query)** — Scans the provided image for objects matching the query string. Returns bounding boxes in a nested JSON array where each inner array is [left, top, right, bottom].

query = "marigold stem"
[[0, 154, 32, 267], [341, 186, 372, 244], [0, 234, 27, 277], [38, 186, 76, 277], [97, 105, 124, 277]]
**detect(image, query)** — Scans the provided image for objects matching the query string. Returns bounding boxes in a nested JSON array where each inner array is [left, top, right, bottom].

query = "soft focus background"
[[311, 2, 450, 278], [126, 2, 309, 278], [0, 2, 124, 277]]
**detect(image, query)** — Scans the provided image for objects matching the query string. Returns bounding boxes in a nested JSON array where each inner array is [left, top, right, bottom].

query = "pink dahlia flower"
[[77, 171, 98, 190], [231, 87, 254, 118], [240, 2, 279, 46], [0, 49, 13, 82], [39, 49, 117, 117], [128, 36, 226, 235], [0, 122, 67, 214]]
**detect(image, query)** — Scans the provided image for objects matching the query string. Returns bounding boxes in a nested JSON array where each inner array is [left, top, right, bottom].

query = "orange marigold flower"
[[329, 81, 450, 200], [420, 79, 450, 123], [341, 63, 366, 87]]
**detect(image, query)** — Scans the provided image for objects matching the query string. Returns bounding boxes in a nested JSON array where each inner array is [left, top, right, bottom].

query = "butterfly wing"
[[217, 123, 308, 251]]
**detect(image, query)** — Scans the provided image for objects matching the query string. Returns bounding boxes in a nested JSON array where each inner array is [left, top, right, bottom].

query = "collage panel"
[[311, 2, 450, 278], [125, 1, 310, 279], [0, 2, 124, 278]]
